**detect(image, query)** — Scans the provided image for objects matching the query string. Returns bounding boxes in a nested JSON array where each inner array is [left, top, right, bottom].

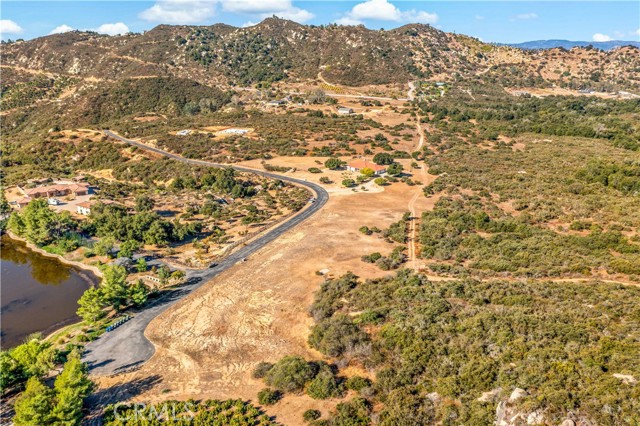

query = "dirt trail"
[[407, 119, 436, 269]]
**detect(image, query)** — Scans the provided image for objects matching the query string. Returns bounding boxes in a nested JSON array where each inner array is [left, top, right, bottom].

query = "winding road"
[[82, 131, 329, 376]]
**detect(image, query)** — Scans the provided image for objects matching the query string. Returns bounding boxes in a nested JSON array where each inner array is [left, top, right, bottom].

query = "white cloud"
[[350, 0, 402, 21], [475, 15, 485, 21], [336, 0, 438, 25], [0, 19, 23, 35], [592, 33, 613, 42], [403, 10, 438, 25], [139, 0, 312, 25], [95, 22, 130, 36], [513, 12, 538, 20], [335, 17, 364, 26], [50, 24, 74, 35], [634, 28, 640, 37], [222, 0, 291, 14], [242, 21, 258, 28], [139, 0, 217, 24]]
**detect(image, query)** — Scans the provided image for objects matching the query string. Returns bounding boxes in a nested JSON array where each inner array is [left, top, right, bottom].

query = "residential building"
[[347, 159, 387, 175]]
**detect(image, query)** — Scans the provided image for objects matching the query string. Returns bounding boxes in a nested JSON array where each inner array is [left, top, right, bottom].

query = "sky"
[[1, 1, 639, 43]]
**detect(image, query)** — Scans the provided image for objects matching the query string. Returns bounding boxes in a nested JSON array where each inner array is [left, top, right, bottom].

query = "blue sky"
[[1, 1, 639, 43]]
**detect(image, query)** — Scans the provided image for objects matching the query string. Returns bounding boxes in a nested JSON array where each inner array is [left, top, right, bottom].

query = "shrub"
[[361, 252, 382, 263], [325, 158, 342, 170], [373, 153, 394, 165], [306, 370, 343, 400], [308, 167, 322, 174], [264, 356, 316, 393], [308, 315, 370, 359], [345, 376, 372, 392], [252, 362, 274, 379], [359, 226, 372, 235], [257, 388, 281, 405], [303, 409, 322, 422], [342, 179, 356, 188]]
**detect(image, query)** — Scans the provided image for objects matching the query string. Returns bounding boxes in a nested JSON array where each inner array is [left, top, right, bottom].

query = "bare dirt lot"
[[93, 165, 435, 424]]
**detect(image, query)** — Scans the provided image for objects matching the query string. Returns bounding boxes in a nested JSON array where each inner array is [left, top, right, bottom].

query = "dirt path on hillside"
[[407, 119, 437, 269]]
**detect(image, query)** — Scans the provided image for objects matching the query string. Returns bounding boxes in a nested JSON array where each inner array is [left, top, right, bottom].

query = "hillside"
[[2, 17, 639, 90]]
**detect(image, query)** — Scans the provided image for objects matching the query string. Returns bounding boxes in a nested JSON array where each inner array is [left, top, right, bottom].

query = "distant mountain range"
[[505, 39, 640, 50], [2, 17, 639, 92]]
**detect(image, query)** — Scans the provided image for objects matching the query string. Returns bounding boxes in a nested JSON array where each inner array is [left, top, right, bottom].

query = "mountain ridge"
[[2, 17, 639, 90]]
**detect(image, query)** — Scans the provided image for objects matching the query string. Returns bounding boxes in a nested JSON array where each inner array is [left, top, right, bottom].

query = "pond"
[[1, 234, 98, 348]]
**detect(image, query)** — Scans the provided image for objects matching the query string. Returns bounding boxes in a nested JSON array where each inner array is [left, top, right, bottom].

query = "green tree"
[[325, 158, 343, 170], [342, 179, 356, 188], [387, 163, 403, 176], [136, 257, 148, 273], [360, 168, 375, 178], [118, 240, 139, 259], [128, 280, 150, 306], [135, 195, 155, 212], [0, 188, 11, 215], [157, 265, 172, 286], [144, 220, 170, 246], [93, 237, 115, 257], [10, 336, 56, 378], [9, 200, 74, 246], [76, 287, 106, 324], [264, 356, 316, 393], [374, 177, 386, 185], [52, 353, 94, 426], [257, 388, 281, 405], [306, 370, 343, 400], [0, 351, 24, 392], [100, 265, 129, 312], [13, 377, 54, 426], [373, 152, 394, 165], [171, 270, 186, 283]]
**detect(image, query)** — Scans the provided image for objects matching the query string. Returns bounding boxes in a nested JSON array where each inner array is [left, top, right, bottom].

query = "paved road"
[[82, 131, 329, 376]]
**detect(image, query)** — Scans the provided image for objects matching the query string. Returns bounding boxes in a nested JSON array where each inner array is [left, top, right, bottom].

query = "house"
[[76, 201, 93, 216], [16, 197, 32, 209], [267, 100, 286, 106], [21, 183, 89, 199], [347, 159, 387, 175], [337, 107, 354, 115]]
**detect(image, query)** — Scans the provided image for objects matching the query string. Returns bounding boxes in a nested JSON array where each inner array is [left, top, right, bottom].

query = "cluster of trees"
[[186, 30, 291, 85], [576, 158, 640, 195], [76, 265, 150, 323], [418, 197, 640, 277], [83, 77, 231, 124], [103, 399, 275, 426], [419, 94, 640, 151], [8, 199, 79, 251], [254, 356, 361, 404], [362, 246, 407, 270], [0, 336, 56, 393], [305, 269, 640, 424], [88, 202, 201, 247], [13, 352, 93, 426]]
